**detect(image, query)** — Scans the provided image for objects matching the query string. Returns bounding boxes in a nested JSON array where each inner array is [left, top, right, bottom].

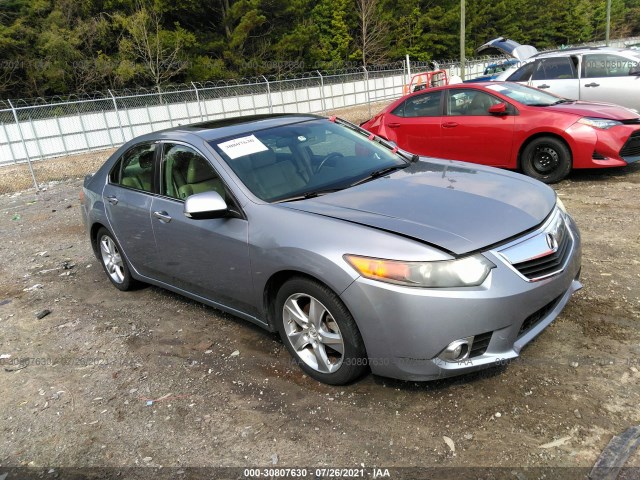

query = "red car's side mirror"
[[488, 103, 508, 115]]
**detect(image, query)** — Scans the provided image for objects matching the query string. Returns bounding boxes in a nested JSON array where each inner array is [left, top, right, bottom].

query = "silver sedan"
[[81, 114, 582, 385]]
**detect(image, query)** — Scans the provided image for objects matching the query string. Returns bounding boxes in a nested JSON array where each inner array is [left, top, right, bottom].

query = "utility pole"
[[460, 0, 465, 80], [605, 0, 611, 46]]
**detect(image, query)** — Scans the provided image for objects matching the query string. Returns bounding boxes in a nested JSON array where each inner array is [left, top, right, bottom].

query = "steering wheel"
[[315, 152, 343, 173]]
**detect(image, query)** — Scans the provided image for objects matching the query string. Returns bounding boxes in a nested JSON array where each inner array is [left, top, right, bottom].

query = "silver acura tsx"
[[81, 114, 582, 385]]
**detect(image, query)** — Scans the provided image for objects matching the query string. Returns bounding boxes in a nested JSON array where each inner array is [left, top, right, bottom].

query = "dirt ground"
[[0, 104, 639, 478]]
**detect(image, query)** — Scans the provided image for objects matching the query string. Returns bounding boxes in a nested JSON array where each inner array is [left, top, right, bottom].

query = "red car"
[[362, 82, 640, 183]]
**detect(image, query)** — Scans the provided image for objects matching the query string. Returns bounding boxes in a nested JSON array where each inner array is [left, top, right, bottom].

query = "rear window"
[[392, 91, 442, 118], [109, 143, 156, 193]]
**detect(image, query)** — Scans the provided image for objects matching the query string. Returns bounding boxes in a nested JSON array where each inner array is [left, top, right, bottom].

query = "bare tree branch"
[[356, 0, 388, 65]]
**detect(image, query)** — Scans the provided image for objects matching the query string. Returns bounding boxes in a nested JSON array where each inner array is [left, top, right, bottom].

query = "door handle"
[[106, 195, 118, 205], [153, 211, 172, 223], [585, 82, 600, 87], [387, 123, 401, 128], [442, 121, 458, 128], [537, 84, 551, 89]]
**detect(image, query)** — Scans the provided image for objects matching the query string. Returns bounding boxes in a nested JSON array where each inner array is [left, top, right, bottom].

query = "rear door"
[[440, 89, 516, 167], [529, 56, 580, 99], [380, 90, 443, 156], [580, 53, 640, 109], [103, 142, 157, 276]]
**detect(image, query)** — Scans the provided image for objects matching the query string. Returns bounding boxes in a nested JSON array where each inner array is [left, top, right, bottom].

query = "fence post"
[[405, 54, 411, 85], [262, 75, 273, 114], [8, 100, 39, 191], [192, 82, 205, 122], [77, 107, 92, 153], [29, 113, 45, 160], [108, 89, 126, 144], [316, 71, 327, 115], [363, 66, 371, 119]]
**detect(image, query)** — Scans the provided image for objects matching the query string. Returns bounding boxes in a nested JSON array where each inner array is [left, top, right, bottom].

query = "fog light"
[[438, 337, 472, 362]]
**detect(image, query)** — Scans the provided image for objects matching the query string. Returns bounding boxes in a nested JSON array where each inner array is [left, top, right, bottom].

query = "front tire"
[[275, 277, 367, 385], [96, 227, 138, 291], [521, 136, 572, 184]]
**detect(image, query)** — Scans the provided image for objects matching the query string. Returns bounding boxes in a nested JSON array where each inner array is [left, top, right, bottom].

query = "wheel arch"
[[89, 222, 108, 258], [517, 132, 573, 171], [262, 270, 353, 332]]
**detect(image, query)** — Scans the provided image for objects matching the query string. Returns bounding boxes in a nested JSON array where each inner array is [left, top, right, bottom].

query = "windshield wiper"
[[273, 188, 344, 203], [552, 99, 573, 105], [350, 164, 409, 187]]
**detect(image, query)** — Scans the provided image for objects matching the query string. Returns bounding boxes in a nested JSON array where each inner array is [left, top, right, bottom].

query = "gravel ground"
[[0, 104, 639, 478]]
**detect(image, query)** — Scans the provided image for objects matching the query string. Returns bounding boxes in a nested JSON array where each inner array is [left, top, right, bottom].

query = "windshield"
[[210, 119, 407, 202], [485, 82, 564, 106]]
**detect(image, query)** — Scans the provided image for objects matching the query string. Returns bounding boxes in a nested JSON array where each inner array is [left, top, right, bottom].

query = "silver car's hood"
[[282, 160, 556, 255]]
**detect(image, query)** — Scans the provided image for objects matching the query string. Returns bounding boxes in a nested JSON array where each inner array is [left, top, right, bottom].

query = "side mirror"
[[488, 103, 508, 115], [630, 65, 640, 76], [184, 191, 228, 220]]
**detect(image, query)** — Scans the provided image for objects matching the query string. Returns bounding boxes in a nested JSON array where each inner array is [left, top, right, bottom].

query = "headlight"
[[577, 117, 622, 130], [344, 254, 495, 288]]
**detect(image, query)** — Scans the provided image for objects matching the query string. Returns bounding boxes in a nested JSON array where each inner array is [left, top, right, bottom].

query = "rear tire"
[[521, 136, 572, 184], [96, 227, 139, 291], [275, 277, 367, 385]]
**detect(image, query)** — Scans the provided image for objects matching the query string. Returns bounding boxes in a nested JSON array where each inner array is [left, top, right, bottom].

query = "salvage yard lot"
[[1, 132, 639, 472]]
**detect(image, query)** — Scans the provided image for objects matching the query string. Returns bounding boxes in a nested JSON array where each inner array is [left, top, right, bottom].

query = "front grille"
[[620, 131, 640, 159], [469, 331, 492, 358], [518, 295, 563, 337], [512, 221, 571, 280]]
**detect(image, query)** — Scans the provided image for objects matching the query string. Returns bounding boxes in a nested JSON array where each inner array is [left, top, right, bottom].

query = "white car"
[[494, 47, 640, 111]]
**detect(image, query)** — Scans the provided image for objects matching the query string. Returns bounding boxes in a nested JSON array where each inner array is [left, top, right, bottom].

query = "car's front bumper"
[[567, 123, 640, 168], [340, 211, 582, 381]]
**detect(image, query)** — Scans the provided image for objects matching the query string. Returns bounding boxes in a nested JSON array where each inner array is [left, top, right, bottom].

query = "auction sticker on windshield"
[[218, 134, 269, 159]]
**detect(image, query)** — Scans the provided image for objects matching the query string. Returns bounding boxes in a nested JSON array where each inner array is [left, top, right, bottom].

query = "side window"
[[393, 91, 441, 118], [532, 57, 577, 80], [507, 62, 535, 82], [162, 144, 225, 200], [582, 54, 636, 78], [447, 89, 502, 116], [109, 143, 156, 193]]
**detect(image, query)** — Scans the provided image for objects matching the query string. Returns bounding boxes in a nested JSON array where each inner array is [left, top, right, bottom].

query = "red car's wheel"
[[521, 137, 572, 184]]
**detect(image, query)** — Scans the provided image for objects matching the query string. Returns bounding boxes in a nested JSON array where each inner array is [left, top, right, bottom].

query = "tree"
[[354, 0, 388, 65], [311, 0, 353, 68], [115, 1, 195, 90]]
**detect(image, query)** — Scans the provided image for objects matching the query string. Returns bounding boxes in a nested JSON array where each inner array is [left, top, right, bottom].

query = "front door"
[[149, 142, 254, 314], [440, 89, 516, 167]]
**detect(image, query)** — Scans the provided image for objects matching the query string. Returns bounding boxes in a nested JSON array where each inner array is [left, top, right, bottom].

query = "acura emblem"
[[546, 233, 558, 251]]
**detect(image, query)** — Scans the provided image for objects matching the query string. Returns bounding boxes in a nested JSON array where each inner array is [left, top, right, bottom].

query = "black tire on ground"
[[520, 136, 572, 184], [96, 227, 139, 291], [275, 277, 368, 385]]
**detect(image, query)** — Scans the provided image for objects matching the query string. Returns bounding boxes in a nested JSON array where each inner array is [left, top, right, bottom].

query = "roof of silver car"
[[172, 113, 323, 141], [532, 46, 631, 58]]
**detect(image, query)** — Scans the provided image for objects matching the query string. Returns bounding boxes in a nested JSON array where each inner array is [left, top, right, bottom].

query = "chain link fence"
[[1, 36, 638, 194]]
